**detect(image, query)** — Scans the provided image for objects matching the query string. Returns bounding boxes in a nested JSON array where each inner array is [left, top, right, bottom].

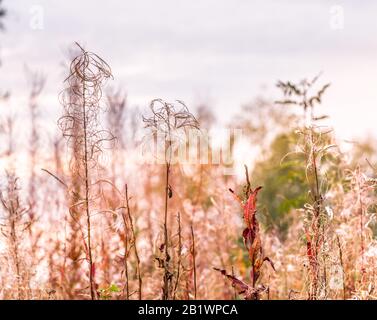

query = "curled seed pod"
[[58, 42, 115, 179]]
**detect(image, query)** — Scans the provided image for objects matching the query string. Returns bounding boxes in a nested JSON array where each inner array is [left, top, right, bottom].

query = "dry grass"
[[0, 45, 377, 300]]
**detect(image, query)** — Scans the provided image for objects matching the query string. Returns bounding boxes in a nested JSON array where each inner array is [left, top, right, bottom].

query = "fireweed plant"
[[215, 166, 275, 300], [276, 76, 337, 299], [56, 43, 114, 299], [143, 99, 199, 300]]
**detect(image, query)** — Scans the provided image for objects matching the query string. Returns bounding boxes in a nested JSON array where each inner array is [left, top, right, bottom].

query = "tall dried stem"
[[58, 42, 113, 299], [143, 99, 199, 300], [276, 76, 334, 299], [124, 184, 142, 300], [25, 67, 45, 222]]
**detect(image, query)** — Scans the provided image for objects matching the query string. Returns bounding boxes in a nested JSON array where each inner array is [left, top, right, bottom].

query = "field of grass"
[[1, 1, 377, 300], [0, 42, 376, 300]]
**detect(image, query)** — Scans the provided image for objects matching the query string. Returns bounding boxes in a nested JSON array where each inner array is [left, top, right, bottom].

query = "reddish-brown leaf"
[[243, 186, 262, 229], [213, 268, 250, 294]]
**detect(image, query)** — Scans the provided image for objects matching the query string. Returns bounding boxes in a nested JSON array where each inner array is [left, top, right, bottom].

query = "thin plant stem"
[[173, 212, 182, 300], [191, 224, 197, 300], [125, 184, 142, 300]]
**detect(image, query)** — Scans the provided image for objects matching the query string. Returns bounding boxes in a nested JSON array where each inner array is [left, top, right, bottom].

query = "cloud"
[[1, 0, 377, 140]]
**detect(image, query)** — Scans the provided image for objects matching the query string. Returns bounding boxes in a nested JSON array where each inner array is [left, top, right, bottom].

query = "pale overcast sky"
[[1, 0, 377, 142]]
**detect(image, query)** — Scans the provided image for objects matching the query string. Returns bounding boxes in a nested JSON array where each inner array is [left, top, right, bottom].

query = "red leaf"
[[213, 268, 250, 294], [243, 186, 262, 229]]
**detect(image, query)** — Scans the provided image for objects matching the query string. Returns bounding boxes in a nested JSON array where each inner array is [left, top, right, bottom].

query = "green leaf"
[[109, 284, 120, 292]]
